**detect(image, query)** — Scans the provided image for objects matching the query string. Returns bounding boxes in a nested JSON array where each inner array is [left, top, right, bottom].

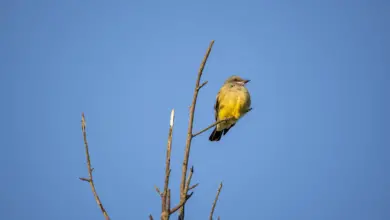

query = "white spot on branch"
[[170, 109, 175, 127]]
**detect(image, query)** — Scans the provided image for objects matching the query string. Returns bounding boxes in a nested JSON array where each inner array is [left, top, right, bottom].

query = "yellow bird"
[[209, 75, 251, 141]]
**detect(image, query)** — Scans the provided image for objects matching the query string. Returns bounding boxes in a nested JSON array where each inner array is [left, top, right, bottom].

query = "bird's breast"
[[217, 87, 250, 121]]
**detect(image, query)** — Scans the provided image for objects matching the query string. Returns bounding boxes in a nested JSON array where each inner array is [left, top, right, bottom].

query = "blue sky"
[[1, 0, 389, 219]]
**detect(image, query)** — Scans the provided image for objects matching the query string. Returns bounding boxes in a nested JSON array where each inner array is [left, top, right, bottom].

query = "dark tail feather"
[[223, 123, 235, 135], [209, 128, 223, 141]]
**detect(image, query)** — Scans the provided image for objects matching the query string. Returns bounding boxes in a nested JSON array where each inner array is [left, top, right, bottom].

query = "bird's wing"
[[214, 86, 226, 121], [214, 92, 220, 121]]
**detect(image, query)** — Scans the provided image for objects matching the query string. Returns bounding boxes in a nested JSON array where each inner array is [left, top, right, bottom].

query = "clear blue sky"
[[1, 1, 389, 219]]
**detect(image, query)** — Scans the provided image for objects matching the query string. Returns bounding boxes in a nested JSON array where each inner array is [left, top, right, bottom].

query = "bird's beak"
[[244, 79, 251, 84]]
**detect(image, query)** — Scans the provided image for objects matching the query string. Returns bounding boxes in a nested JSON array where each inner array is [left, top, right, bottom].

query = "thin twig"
[[188, 183, 199, 191], [150, 215, 154, 220], [80, 113, 110, 220], [209, 182, 223, 220], [198, 81, 208, 90], [170, 192, 194, 214], [192, 118, 233, 138], [192, 108, 252, 138], [155, 186, 163, 197], [184, 166, 194, 195], [161, 109, 175, 220], [179, 40, 215, 219], [79, 177, 90, 182]]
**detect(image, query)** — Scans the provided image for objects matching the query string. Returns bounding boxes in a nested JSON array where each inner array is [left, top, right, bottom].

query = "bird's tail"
[[209, 128, 223, 141]]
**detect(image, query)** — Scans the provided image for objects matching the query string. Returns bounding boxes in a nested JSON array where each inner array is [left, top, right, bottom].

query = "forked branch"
[[170, 192, 194, 214], [179, 40, 215, 219]]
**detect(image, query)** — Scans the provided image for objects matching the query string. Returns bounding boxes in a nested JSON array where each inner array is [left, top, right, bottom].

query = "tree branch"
[[179, 40, 215, 219], [167, 189, 171, 212], [160, 109, 175, 220], [170, 192, 194, 214], [79, 113, 110, 220], [155, 186, 163, 197], [197, 81, 208, 90], [192, 118, 233, 138], [184, 166, 194, 194], [192, 108, 252, 138], [209, 182, 223, 220], [188, 183, 199, 191]]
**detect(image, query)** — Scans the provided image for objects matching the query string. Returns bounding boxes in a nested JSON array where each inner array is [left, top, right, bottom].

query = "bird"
[[209, 75, 251, 141]]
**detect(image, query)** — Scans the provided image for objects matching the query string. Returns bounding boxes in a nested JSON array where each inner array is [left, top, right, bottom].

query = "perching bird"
[[209, 75, 251, 141]]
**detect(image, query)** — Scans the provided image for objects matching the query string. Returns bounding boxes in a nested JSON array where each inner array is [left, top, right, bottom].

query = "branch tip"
[[155, 186, 162, 196], [80, 113, 110, 220], [170, 109, 175, 127], [209, 182, 223, 220], [188, 183, 199, 191]]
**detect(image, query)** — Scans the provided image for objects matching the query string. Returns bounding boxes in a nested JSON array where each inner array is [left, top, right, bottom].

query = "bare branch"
[[209, 182, 223, 220], [161, 212, 168, 220], [197, 81, 208, 90], [192, 118, 233, 138], [149, 215, 154, 220], [80, 113, 110, 220], [157, 109, 176, 220], [167, 189, 171, 212], [170, 192, 194, 214], [162, 170, 171, 212], [179, 40, 215, 219], [185, 166, 194, 194], [155, 186, 163, 197], [162, 109, 175, 214], [79, 177, 91, 182], [188, 183, 199, 191], [192, 108, 252, 138]]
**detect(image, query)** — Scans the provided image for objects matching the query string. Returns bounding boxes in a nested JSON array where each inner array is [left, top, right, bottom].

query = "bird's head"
[[225, 75, 250, 86]]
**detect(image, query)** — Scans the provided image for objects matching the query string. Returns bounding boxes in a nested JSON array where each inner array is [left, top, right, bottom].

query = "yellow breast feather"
[[217, 86, 249, 121]]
